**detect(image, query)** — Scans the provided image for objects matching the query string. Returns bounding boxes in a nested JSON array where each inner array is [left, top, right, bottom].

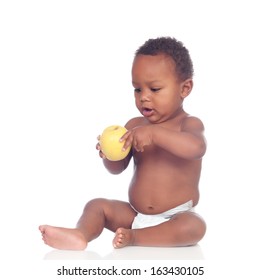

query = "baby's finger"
[[133, 141, 140, 152], [133, 140, 145, 153], [99, 150, 106, 159], [96, 142, 101, 150], [119, 130, 131, 142], [119, 130, 131, 150], [122, 133, 133, 151]]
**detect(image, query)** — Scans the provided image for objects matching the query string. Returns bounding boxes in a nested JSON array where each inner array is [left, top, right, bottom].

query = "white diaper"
[[131, 200, 194, 229]]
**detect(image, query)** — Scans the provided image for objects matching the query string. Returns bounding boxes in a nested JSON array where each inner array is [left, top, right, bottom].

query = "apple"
[[99, 125, 131, 161]]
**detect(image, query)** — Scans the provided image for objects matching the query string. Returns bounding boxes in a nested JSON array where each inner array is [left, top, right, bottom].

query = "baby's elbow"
[[107, 168, 125, 175], [104, 164, 125, 175], [193, 141, 207, 160], [198, 146, 206, 159], [185, 138, 206, 160], [104, 157, 129, 174]]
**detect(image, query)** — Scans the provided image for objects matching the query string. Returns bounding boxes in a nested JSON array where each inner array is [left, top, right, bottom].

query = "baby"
[[39, 37, 207, 250]]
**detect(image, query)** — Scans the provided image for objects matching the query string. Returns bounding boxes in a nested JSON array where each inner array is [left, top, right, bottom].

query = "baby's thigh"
[[102, 199, 137, 232]]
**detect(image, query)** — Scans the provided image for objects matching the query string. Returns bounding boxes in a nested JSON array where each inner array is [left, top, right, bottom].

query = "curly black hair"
[[135, 37, 194, 81]]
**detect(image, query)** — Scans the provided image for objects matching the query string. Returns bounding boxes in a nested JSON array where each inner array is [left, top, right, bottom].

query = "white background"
[[1, 0, 260, 279]]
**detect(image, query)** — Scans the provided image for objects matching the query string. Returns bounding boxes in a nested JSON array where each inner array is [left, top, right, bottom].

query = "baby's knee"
[[176, 213, 206, 244], [83, 198, 110, 212], [186, 213, 206, 242]]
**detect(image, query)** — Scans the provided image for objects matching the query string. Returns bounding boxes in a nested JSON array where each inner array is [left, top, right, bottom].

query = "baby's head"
[[135, 37, 193, 82]]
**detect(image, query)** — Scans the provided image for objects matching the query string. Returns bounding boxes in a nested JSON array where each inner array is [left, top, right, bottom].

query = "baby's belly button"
[[143, 205, 159, 214]]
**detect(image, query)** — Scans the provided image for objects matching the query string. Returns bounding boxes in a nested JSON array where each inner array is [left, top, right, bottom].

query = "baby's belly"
[[128, 183, 198, 215]]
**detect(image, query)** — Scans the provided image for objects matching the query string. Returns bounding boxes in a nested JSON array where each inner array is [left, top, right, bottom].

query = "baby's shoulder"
[[125, 116, 147, 129], [180, 115, 205, 133]]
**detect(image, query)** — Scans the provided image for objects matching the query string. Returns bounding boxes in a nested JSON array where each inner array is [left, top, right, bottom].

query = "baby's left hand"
[[120, 125, 154, 152]]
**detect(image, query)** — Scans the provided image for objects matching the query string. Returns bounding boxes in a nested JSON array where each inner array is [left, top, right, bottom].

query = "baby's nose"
[[140, 90, 151, 102]]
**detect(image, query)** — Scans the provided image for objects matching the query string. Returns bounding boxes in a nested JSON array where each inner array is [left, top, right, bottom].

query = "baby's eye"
[[134, 88, 141, 93], [151, 88, 161, 92]]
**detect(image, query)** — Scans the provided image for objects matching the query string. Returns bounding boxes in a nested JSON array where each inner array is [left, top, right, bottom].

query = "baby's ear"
[[181, 79, 193, 98]]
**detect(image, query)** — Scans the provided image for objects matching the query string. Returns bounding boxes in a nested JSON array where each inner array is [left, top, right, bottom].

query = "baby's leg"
[[113, 212, 206, 248], [39, 198, 136, 250]]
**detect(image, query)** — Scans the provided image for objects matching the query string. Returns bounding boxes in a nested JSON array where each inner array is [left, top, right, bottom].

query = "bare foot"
[[113, 228, 135, 249], [39, 225, 87, 250]]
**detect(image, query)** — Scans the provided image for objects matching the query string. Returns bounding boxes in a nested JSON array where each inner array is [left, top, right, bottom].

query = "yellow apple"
[[99, 125, 131, 161]]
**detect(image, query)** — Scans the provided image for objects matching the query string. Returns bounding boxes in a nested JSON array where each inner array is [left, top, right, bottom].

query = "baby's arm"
[[153, 116, 206, 160], [122, 116, 206, 160]]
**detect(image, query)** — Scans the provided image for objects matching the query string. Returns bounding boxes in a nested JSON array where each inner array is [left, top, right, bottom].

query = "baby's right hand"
[[96, 135, 106, 159]]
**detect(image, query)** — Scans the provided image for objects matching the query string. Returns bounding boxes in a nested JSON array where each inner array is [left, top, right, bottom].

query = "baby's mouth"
[[142, 107, 154, 117]]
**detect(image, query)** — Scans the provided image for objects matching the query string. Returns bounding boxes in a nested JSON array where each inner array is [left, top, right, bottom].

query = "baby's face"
[[132, 54, 187, 123]]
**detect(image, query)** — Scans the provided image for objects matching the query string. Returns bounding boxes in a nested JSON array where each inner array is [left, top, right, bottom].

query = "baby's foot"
[[39, 225, 87, 250], [113, 228, 135, 249]]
